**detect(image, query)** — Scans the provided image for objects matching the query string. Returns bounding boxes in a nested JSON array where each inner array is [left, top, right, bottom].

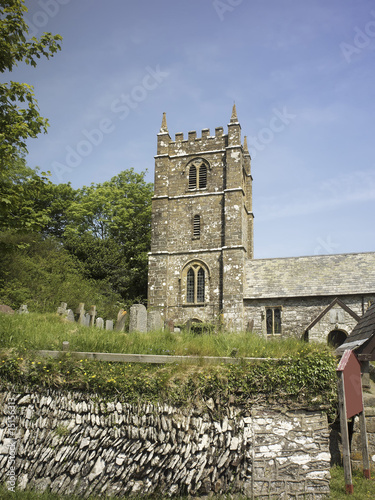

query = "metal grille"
[[189, 165, 197, 189], [199, 163, 207, 188], [187, 268, 194, 303], [193, 215, 200, 237], [197, 268, 205, 302]]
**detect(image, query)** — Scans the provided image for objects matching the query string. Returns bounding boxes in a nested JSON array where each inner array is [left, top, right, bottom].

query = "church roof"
[[335, 303, 375, 360], [244, 252, 375, 299]]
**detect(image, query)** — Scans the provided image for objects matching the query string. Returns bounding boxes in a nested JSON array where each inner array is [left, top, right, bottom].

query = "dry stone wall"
[[0, 389, 331, 498]]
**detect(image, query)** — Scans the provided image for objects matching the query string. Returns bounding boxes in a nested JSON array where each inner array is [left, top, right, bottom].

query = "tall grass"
[[0, 312, 331, 358]]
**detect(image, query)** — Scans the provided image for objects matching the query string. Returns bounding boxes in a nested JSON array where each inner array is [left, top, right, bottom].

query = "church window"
[[187, 268, 195, 303], [197, 268, 205, 302], [187, 159, 208, 190], [189, 165, 197, 190], [185, 264, 206, 304], [266, 307, 282, 336], [199, 164, 207, 188], [193, 215, 201, 238]]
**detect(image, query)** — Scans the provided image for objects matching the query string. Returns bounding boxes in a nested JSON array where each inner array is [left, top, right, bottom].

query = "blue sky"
[[7, 0, 375, 258]]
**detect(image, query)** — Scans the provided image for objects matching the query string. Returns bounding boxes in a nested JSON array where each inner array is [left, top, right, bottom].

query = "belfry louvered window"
[[199, 164, 207, 188], [185, 264, 206, 304], [189, 165, 197, 190], [193, 215, 201, 238], [188, 159, 208, 190]]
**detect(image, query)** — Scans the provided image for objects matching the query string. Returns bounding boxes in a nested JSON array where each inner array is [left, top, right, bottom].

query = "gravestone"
[[18, 305, 29, 314], [115, 309, 127, 332], [96, 317, 104, 329], [83, 313, 91, 327], [106, 320, 113, 331], [65, 309, 75, 323], [0, 305, 15, 315], [147, 310, 163, 332], [129, 304, 147, 333], [89, 306, 97, 327], [57, 302, 67, 315], [75, 303, 86, 325], [164, 319, 174, 333]]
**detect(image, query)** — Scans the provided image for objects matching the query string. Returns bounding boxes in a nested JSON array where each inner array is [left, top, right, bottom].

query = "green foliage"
[[0, 0, 62, 165], [0, 312, 338, 414], [0, 158, 52, 234], [0, 234, 121, 314], [329, 465, 375, 499], [63, 169, 153, 301]]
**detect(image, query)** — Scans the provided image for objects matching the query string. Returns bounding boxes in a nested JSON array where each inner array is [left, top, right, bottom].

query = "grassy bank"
[[0, 313, 338, 412], [1, 312, 331, 358]]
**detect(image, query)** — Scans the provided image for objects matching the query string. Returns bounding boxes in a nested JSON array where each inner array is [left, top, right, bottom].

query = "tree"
[[0, 0, 62, 166], [63, 169, 153, 302]]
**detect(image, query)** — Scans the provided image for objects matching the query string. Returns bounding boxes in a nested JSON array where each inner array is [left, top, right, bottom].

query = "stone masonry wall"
[[244, 295, 375, 340], [0, 389, 330, 499]]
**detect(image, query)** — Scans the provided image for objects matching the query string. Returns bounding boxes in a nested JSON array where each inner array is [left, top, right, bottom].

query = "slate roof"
[[336, 303, 375, 360], [244, 252, 375, 299]]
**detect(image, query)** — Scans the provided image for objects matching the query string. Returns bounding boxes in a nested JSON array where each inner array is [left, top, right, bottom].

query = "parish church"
[[147, 106, 375, 345]]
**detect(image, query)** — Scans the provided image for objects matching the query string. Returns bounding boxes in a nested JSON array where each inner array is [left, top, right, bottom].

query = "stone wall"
[[0, 389, 331, 499], [244, 295, 375, 341]]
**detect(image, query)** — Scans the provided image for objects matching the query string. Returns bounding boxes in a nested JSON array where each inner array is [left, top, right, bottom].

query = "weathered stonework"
[[148, 107, 253, 331], [0, 389, 331, 498], [148, 108, 375, 340]]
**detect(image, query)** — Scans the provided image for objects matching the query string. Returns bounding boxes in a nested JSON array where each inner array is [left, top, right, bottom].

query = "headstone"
[[65, 309, 75, 323], [129, 304, 147, 333], [246, 319, 254, 332], [83, 313, 91, 327], [115, 309, 127, 332], [164, 319, 174, 333], [89, 306, 97, 327], [147, 310, 163, 332], [106, 320, 114, 331], [57, 302, 67, 315], [75, 303, 85, 325], [174, 327, 181, 333], [0, 305, 15, 315], [96, 317, 104, 329], [18, 305, 29, 314]]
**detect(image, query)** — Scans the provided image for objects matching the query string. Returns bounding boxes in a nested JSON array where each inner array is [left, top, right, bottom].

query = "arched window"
[[199, 163, 207, 189], [183, 263, 207, 304], [193, 215, 200, 238], [189, 165, 197, 190], [187, 268, 195, 303], [197, 267, 205, 303], [187, 159, 208, 190]]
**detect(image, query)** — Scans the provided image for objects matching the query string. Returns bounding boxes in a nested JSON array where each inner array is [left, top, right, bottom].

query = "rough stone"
[[129, 304, 147, 333]]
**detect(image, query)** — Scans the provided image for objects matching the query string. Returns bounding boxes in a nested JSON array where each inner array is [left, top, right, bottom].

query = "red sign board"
[[337, 350, 363, 419]]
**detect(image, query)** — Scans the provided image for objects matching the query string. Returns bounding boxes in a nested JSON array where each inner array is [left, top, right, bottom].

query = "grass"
[[0, 311, 338, 411], [1, 467, 374, 498], [0, 311, 332, 358]]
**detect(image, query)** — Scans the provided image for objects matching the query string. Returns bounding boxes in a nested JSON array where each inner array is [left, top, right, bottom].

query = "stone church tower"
[[148, 106, 254, 330]]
